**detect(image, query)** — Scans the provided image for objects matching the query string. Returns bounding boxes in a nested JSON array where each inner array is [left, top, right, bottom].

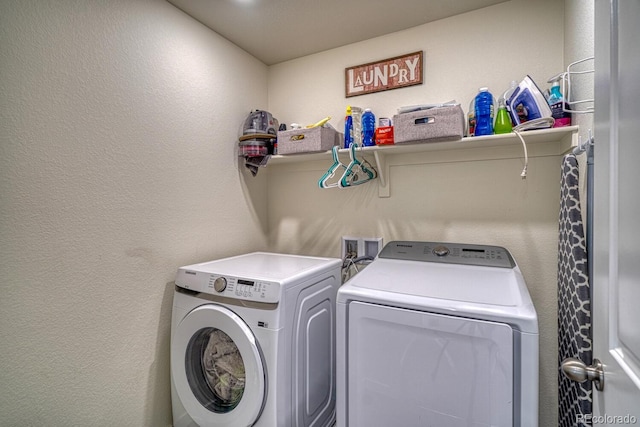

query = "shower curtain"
[[557, 153, 592, 427]]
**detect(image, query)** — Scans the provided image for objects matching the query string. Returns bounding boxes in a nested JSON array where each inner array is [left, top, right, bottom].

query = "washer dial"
[[213, 277, 227, 293], [432, 245, 450, 257]]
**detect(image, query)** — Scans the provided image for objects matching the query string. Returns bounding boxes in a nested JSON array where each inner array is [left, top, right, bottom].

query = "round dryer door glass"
[[186, 327, 246, 412]]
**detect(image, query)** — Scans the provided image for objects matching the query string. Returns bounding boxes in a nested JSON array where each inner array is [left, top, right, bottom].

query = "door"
[[171, 304, 266, 427], [592, 0, 640, 422], [346, 301, 514, 427]]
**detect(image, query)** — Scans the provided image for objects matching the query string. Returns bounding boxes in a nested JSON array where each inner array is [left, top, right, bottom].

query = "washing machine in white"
[[336, 241, 539, 427], [171, 252, 341, 427]]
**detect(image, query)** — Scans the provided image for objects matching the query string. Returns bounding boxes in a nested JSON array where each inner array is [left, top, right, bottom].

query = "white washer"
[[171, 252, 341, 427], [336, 241, 539, 427]]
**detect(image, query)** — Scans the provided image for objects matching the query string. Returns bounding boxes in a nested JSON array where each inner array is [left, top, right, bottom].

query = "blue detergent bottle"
[[474, 87, 495, 136], [344, 106, 353, 148], [362, 108, 376, 146]]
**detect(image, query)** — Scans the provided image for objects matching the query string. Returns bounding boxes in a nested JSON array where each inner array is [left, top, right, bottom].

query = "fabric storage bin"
[[392, 105, 464, 144], [277, 126, 342, 154]]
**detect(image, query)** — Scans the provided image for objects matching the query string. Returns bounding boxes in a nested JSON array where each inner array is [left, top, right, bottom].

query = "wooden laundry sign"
[[345, 51, 423, 98]]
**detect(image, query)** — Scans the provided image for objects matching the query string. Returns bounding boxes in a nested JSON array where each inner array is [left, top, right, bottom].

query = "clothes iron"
[[506, 76, 552, 127]]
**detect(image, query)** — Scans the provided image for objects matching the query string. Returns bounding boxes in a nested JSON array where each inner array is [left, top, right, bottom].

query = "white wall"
[[0, 0, 596, 425], [565, 0, 595, 218], [565, 0, 595, 141], [0, 0, 268, 425], [266, 1, 565, 425], [269, 0, 564, 130]]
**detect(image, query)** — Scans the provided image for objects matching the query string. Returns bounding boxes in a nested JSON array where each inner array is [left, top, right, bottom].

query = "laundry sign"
[[345, 51, 423, 98]]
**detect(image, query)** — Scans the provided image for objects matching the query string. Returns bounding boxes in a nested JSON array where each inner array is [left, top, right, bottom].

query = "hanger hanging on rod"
[[339, 143, 377, 188], [318, 146, 348, 189]]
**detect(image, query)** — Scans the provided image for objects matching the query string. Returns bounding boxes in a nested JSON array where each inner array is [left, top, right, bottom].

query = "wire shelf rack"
[[562, 56, 594, 114]]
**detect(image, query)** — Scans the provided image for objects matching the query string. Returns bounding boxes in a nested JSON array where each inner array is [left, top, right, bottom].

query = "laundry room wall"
[[264, 0, 567, 425], [565, 0, 595, 140], [0, 0, 268, 425], [564, 0, 595, 216]]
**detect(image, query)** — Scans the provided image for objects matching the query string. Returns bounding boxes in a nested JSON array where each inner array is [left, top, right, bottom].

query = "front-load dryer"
[[171, 252, 341, 427], [336, 241, 539, 427]]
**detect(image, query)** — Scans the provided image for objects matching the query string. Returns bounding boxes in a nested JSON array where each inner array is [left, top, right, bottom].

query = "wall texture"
[[0, 0, 596, 425], [564, 0, 595, 220], [266, 1, 566, 425], [565, 0, 595, 139], [0, 0, 268, 425]]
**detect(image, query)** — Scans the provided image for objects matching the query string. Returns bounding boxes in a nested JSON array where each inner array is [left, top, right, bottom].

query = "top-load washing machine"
[[171, 252, 341, 427], [336, 241, 539, 427]]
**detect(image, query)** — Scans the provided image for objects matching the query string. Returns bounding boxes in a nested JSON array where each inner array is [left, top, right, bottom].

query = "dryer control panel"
[[379, 241, 516, 268], [175, 269, 280, 303]]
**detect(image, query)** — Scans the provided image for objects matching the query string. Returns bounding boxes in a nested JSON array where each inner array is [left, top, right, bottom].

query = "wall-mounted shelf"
[[268, 126, 579, 197]]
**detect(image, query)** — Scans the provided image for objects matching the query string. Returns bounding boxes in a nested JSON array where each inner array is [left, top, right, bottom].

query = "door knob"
[[561, 357, 605, 391]]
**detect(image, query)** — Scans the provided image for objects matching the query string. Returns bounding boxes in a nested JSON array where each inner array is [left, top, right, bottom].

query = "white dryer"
[[336, 241, 539, 427], [172, 252, 341, 427]]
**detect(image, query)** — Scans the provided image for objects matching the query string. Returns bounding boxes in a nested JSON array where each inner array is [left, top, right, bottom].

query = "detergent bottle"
[[344, 106, 353, 148], [361, 108, 376, 146], [467, 99, 476, 137], [548, 78, 571, 127], [474, 88, 495, 136], [494, 98, 512, 134]]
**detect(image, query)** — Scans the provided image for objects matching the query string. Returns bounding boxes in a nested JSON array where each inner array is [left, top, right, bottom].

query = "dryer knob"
[[213, 277, 227, 293], [433, 245, 450, 257]]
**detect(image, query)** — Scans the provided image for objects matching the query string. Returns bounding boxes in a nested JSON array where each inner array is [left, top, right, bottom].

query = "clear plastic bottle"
[[474, 87, 495, 136], [351, 106, 363, 146], [504, 80, 518, 104], [467, 99, 476, 137], [503, 80, 518, 126], [361, 108, 376, 147]]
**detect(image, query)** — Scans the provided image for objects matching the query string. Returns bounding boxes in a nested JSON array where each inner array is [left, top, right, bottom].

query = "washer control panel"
[[379, 241, 516, 268], [175, 268, 280, 303], [205, 275, 280, 302]]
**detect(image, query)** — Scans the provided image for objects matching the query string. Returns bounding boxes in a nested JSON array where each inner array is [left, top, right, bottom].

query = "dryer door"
[[346, 301, 514, 427], [171, 304, 266, 427]]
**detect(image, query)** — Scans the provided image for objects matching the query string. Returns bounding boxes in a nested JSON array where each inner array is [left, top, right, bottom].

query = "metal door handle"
[[561, 357, 605, 391]]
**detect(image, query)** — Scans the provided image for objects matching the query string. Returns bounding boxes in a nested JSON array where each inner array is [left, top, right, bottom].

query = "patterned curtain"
[[557, 153, 592, 427]]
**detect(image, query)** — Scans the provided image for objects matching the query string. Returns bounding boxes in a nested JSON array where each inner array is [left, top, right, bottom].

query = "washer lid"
[[338, 254, 538, 333], [350, 259, 524, 306]]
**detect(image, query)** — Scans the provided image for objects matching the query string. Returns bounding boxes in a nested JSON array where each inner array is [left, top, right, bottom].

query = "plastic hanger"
[[318, 146, 348, 189], [339, 143, 377, 188]]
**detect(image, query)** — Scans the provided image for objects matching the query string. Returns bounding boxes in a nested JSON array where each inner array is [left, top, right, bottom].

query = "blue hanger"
[[338, 144, 377, 188], [318, 146, 348, 189]]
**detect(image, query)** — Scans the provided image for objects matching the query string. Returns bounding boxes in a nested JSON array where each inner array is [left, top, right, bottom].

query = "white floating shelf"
[[267, 126, 579, 197]]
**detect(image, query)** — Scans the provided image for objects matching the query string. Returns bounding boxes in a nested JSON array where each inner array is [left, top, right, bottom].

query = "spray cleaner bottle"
[[548, 77, 571, 127], [344, 106, 353, 148], [494, 97, 512, 134]]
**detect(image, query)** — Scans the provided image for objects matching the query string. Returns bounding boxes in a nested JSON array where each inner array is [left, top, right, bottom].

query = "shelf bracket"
[[374, 151, 390, 198]]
